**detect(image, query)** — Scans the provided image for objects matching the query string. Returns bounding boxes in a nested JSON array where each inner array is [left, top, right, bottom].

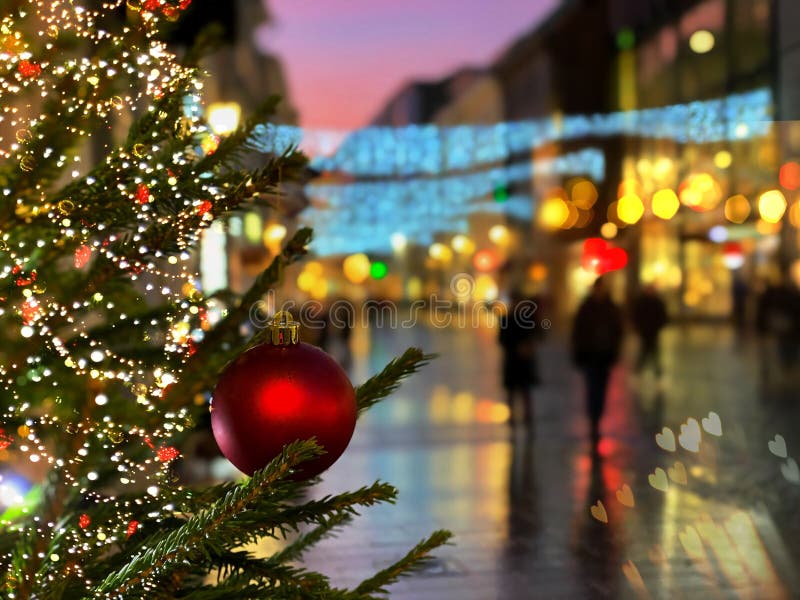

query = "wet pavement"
[[297, 320, 800, 599]]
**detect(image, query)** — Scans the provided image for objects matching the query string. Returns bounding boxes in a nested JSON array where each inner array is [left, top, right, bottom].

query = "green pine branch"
[[355, 348, 435, 415], [91, 439, 323, 596], [354, 530, 454, 596]]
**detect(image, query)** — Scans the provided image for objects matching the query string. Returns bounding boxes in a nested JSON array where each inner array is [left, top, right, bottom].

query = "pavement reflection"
[[297, 320, 800, 599]]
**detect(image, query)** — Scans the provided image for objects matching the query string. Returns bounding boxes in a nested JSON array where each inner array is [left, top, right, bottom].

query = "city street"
[[301, 320, 800, 599]]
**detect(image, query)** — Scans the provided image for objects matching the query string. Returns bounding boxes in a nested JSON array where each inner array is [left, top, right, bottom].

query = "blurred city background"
[[169, 0, 800, 597]]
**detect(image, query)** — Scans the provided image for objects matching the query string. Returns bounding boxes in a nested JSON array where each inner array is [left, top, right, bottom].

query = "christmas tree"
[[0, 1, 449, 597]]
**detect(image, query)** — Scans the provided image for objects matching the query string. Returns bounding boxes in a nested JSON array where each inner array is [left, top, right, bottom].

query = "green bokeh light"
[[370, 261, 388, 280]]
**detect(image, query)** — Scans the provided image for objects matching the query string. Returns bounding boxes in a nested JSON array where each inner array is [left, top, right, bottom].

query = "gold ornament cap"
[[269, 311, 299, 346]]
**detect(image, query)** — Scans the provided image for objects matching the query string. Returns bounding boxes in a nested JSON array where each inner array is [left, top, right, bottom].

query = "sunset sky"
[[258, 0, 560, 130]]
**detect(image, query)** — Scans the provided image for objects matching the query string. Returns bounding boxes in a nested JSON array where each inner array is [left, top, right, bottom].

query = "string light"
[[303, 149, 603, 256], [252, 88, 772, 175]]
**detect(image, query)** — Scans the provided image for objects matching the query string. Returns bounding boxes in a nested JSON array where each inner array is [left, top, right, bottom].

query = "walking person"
[[571, 277, 624, 446], [499, 293, 540, 427], [631, 284, 668, 376], [756, 275, 800, 380]]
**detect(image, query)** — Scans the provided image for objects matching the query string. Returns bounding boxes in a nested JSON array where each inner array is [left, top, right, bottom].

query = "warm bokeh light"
[[689, 29, 715, 54], [617, 193, 645, 224], [652, 157, 675, 181], [207, 102, 241, 136], [756, 219, 782, 235], [473, 274, 499, 301], [600, 222, 618, 239], [791, 259, 800, 287], [680, 173, 722, 212], [571, 179, 598, 209], [779, 162, 800, 191], [451, 234, 476, 255], [617, 178, 641, 198], [538, 196, 570, 229], [305, 261, 324, 276], [714, 150, 733, 169], [473, 248, 501, 272], [406, 276, 423, 299], [488, 224, 511, 246], [528, 262, 548, 282], [789, 200, 800, 228], [757, 190, 787, 223], [310, 278, 329, 300], [652, 189, 680, 220], [724, 194, 751, 224], [263, 222, 288, 251], [429, 243, 454, 263], [343, 253, 371, 284], [297, 270, 316, 292], [244, 212, 263, 243]]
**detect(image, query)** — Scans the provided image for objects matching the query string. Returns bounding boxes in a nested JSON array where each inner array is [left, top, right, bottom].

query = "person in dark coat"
[[499, 293, 540, 426], [756, 277, 800, 372], [631, 284, 668, 375], [571, 277, 624, 445]]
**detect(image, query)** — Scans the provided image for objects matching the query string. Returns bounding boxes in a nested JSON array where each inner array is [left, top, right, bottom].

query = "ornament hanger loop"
[[269, 311, 299, 346]]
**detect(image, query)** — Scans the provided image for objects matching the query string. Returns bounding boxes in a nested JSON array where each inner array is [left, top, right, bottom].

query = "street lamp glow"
[[207, 102, 241, 136], [689, 30, 715, 54], [390, 232, 407, 253]]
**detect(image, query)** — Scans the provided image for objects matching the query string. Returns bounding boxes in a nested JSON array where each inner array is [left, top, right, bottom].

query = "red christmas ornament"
[[78, 514, 91, 529], [211, 312, 356, 478]]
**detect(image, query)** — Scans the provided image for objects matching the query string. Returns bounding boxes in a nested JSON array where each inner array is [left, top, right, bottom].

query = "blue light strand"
[[251, 88, 772, 177], [302, 149, 603, 256]]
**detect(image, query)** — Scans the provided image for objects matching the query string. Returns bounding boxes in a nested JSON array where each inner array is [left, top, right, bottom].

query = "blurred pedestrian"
[[631, 284, 668, 376], [756, 275, 800, 375], [731, 274, 749, 333], [571, 277, 624, 445], [499, 293, 540, 426]]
